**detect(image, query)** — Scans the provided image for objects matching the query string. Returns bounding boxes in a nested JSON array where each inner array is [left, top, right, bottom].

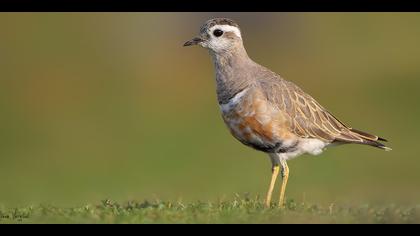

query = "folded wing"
[[259, 75, 390, 150]]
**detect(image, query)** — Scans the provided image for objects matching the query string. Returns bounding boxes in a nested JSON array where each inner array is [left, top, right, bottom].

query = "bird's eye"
[[213, 29, 223, 37]]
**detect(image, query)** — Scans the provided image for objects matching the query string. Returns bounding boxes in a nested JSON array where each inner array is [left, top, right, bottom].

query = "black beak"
[[183, 37, 203, 46]]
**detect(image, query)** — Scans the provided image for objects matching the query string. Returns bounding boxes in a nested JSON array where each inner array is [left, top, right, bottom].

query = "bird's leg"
[[265, 164, 280, 207], [279, 160, 289, 208]]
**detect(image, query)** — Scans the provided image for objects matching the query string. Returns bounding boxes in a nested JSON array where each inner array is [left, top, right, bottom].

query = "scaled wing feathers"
[[258, 74, 385, 147]]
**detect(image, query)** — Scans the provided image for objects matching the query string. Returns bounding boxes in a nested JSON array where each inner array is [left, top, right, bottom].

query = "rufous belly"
[[220, 88, 297, 153]]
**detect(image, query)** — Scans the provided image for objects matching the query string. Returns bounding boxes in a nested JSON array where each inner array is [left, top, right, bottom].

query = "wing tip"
[[349, 128, 389, 143], [378, 137, 388, 142]]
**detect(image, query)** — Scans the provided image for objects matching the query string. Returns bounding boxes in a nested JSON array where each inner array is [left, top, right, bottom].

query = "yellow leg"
[[265, 165, 280, 207], [279, 161, 289, 208]]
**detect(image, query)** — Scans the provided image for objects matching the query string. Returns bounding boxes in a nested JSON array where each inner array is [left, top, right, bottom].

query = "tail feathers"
[[362, 139, 392, 151], [335, 128, 392, 151]]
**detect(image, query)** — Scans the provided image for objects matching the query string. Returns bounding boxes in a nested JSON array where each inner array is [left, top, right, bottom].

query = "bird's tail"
[[348, 128, 392, 151]]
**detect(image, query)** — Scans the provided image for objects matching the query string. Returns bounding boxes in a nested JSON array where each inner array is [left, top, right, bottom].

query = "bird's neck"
[[211, 46, 255, 104]]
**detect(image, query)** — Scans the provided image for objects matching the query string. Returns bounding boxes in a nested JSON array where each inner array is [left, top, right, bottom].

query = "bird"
[[183, 18, 391, 208]]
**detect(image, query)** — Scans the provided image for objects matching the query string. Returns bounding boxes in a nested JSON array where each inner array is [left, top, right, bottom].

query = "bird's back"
[[220, 63, 391, 155]]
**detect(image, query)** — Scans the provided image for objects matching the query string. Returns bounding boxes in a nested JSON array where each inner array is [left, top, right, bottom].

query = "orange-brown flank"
[[221, 89, 296, 150]]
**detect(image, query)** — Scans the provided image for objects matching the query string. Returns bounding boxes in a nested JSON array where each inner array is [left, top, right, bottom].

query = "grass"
[[1, 196, 418, 224]]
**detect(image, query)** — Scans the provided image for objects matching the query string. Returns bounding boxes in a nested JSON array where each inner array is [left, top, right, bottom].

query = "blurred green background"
[[0, 13, 419, 207]]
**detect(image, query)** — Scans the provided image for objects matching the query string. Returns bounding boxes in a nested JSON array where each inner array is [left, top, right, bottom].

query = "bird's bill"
[[183, 37, 204, 46]]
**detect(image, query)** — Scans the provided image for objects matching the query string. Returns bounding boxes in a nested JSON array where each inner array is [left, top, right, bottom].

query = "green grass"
[[1, 196, 418, 224]]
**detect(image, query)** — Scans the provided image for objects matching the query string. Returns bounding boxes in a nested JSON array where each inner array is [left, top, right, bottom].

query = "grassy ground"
[[1, 196, 418, 223]]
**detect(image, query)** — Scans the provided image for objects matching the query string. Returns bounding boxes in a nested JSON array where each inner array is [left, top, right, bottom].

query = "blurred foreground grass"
[[1, 195, 419, 224]]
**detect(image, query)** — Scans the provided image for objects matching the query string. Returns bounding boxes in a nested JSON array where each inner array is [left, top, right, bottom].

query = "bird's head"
[[184, 18, 243, 54]]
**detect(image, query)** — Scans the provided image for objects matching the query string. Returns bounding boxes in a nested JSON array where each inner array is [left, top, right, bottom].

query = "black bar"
[[1, 0, 420, 12]]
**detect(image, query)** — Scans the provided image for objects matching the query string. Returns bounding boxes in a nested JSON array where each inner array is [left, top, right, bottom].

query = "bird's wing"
[[258, 75, 362, 143]]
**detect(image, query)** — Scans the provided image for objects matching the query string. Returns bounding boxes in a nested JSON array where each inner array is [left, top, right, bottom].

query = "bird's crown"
[[200, 18, 242, 39], [200, 18, 240, 34]]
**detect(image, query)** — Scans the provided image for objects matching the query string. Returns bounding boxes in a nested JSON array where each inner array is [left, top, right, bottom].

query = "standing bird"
[[184, 18, 391, 207]]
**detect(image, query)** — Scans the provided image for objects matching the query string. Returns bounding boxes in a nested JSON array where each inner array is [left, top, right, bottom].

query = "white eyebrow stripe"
[[209, 25, 242, 39]]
